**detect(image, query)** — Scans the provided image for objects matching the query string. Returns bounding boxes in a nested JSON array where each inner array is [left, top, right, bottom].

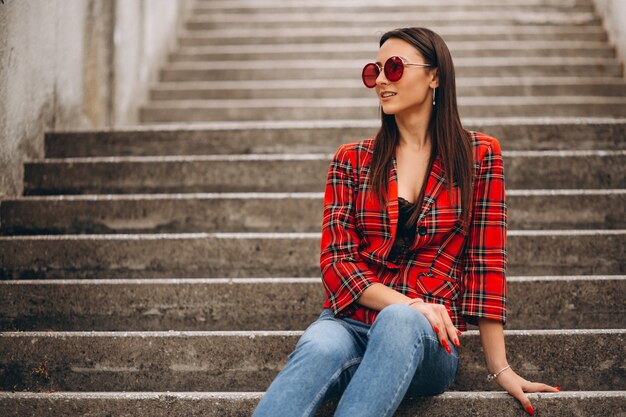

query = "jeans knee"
[[371, 303, 431, 338], [290, 321, 358, 367], [299, 338, 346, 364]]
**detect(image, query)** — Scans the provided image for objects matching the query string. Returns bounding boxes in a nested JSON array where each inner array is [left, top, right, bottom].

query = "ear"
[[429, 67, 439, 89]]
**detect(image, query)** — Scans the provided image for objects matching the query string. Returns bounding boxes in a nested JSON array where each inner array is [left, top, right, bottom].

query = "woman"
[[252, 27, 559, 417]]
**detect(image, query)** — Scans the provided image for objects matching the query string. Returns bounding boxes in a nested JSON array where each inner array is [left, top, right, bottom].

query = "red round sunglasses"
[[362, 56, 434, 88]]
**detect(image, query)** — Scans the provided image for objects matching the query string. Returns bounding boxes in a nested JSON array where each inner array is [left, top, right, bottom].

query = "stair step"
[[151, 79, 626, 100], [44, 119, 626, 157], [140, 98, 626, 121], [191, 3, 596, 15], [185, 11, 601, 30], [0, 230, 623, 279], [172, 41, 616, 60], [192, 0, 595, 7], [0, 330, 622, 391], [172, 46, 616, 61], [178, 27, 606, 46], [159, 58, 622, 81], [1, 276, 623, 331], [2, 191, 624, 235], [2, 391, 623, 417], [23, 151, 626, 195]]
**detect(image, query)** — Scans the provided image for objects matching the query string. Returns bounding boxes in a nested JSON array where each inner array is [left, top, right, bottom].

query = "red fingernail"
[[526, 405, 534, 416], [442, 340, 452, 354], [433, 326, 440, 334], [453, 338, 460, 347], [555, 386, 561, 391]]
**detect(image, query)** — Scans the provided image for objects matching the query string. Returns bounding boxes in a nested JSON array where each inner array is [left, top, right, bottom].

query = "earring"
[[432, 87, 436, 106]]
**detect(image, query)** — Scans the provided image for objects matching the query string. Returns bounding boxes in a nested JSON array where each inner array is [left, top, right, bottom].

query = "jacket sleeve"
[[460, 138, 508, 326], [320, 144, 381, 316]]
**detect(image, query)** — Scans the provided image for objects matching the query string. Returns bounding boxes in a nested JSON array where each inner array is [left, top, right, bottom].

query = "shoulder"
[[335, 137, 375, 155], [332, 137, 376, 166], [467, 130, 503, 166], [333, 133, 503, 166]]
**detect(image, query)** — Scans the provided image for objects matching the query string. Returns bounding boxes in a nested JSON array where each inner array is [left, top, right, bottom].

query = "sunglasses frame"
[[362, 56, 434, 88]]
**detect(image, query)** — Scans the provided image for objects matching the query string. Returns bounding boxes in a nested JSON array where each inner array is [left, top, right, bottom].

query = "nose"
[[376, 67, 389, 86]]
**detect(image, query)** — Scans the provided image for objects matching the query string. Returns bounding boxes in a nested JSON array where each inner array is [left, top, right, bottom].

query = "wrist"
[[486, 364, 511, 382], [487, 360, 510, 374], [403, 297, 424, 306]]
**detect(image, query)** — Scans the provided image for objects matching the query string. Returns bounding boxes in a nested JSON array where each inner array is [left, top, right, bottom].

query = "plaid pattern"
[[319, 131, 507, 332]]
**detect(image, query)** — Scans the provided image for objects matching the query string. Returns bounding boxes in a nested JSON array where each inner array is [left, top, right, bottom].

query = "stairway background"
[[1, 0, 625, 415]]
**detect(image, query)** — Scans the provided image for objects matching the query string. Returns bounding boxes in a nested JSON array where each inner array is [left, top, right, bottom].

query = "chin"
[[381, 104, 401, 115]]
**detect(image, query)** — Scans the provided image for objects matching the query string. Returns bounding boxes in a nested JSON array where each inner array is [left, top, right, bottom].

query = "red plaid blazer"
[[319, 131, 507, 332]]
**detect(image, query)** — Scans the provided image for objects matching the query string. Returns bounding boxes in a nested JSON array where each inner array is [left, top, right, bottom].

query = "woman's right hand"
[[406, 299, 462, 354]]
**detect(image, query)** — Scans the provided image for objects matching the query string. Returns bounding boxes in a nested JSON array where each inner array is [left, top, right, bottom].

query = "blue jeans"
[[252, 303, 460, 417]]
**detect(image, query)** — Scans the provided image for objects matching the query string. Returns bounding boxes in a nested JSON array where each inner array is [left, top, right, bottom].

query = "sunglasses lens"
[[385, 56, 404, 82], [362, 63, 379, 88]]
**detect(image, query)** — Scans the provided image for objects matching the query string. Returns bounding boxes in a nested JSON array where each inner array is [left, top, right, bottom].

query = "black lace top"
[[388, 196, 419, 260]]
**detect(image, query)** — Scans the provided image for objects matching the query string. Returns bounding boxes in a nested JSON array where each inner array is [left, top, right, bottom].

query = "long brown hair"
[[369, 27, 474, 229]]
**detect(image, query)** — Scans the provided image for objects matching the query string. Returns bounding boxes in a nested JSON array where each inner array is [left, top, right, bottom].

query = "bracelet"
[[404, 297, 424, 306], [486, 364, 511, 382]]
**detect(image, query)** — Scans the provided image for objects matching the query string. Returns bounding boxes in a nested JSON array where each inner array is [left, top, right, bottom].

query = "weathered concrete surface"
[[0, 330, 623, 391], [0, 391, 624, 417], [0, 231, 623, 279], [177, 27, 607, 46], [172, 41, 616, 60], [22, 151, 626, 195], [0, 276, 623, 331], [151, 79, 626, 100], [191, 0, 595, 12], [593, 0, 626, 74], [0, 0, 188, 198], [185, 10, 602, 30], [43, 119, 626, 157], [159, 58, 622, 80], [1, 391, 624, 417], [172, 42, 617, 62], [140, 97, 626, 122], [1, 191, 624, 235]]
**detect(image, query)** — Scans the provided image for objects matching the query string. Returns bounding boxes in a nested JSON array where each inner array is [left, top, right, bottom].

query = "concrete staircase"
[[1, 0, 625, 415]]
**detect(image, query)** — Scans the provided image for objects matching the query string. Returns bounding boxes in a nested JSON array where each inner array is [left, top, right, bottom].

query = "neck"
[[394, 105, 433, 152]]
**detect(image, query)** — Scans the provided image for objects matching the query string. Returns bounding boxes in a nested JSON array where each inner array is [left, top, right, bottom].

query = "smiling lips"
[[381, 91, 397, 98]]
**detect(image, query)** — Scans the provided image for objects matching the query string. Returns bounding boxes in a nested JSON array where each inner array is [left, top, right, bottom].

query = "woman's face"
[[374, 38, 439, 117]]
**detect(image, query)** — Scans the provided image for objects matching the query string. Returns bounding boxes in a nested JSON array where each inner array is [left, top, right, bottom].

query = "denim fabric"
[[252, 303, 460, 417]]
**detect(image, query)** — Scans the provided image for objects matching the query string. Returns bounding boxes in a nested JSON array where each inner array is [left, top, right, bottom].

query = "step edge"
[[1, 229, 626, 241], [0, 390, 623, 399], [0, 275, 624, 285], [5, 189, 626, 202], [1, 329, 625, 337]]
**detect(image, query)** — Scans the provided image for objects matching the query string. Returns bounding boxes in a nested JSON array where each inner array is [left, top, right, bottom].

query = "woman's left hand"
[[494, 368, 560, 415]]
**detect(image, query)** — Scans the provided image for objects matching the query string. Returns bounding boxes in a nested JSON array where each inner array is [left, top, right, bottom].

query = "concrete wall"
[[114, 1, 189, 126], [593, 0, 626, 76], [0, 0, 189, 198]]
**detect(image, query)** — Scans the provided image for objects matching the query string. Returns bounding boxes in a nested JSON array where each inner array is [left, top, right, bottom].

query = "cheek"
[[398, 78, 427, 97], [403, 83, 431, 104], [394, 85, 424, 107]]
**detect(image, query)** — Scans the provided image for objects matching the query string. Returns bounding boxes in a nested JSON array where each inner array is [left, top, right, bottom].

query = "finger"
[[425, 312, 444, 339], [432, 306, 452, 355], [524, 382, 559, 393], [440, 307, 461, 349], [508, 385, 535, 416], [421, 309, 445, 346]]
